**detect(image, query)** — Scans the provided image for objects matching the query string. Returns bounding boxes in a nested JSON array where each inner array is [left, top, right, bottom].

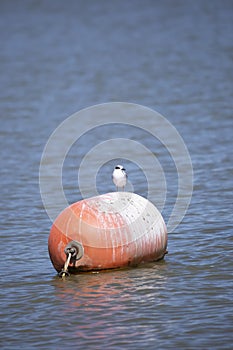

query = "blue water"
[[1, 0, 233, 349]]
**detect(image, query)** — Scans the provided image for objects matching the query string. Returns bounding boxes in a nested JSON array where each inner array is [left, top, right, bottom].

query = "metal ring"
[[64, 240, 84, 261]]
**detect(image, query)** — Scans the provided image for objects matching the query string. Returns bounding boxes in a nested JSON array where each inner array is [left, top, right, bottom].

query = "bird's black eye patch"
[[122, 168, 126, 171], [115, 166, 120, 169]]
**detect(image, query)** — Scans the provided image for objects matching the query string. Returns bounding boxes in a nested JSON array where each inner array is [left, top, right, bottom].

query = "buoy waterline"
[[48, 192, 167, 274]]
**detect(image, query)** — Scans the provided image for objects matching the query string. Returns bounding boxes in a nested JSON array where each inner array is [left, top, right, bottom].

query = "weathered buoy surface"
[[48, 192, 167, 274]]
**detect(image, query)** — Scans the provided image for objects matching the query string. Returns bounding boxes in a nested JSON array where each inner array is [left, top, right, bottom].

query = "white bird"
[[112, 165, 127, 191]]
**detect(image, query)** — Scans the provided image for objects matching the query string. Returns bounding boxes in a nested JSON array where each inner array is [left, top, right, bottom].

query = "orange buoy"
[[48, 192, 167, 274]]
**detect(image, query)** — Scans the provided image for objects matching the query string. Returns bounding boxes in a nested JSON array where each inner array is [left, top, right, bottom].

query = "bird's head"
[[115, 165, 125, 171]]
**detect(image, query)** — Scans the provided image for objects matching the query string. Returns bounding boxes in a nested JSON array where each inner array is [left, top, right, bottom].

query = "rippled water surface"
[[1, 0, 233, 349]]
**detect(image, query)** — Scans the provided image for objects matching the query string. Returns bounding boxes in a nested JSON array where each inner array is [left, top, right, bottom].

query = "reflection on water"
[[51, 262, 168, 346], [53, 262, 168, 308]]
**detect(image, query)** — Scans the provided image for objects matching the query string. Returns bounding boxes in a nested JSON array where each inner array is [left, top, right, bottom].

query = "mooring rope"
[[59, 252, 72, 278], [58, 241, 84, 278]]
